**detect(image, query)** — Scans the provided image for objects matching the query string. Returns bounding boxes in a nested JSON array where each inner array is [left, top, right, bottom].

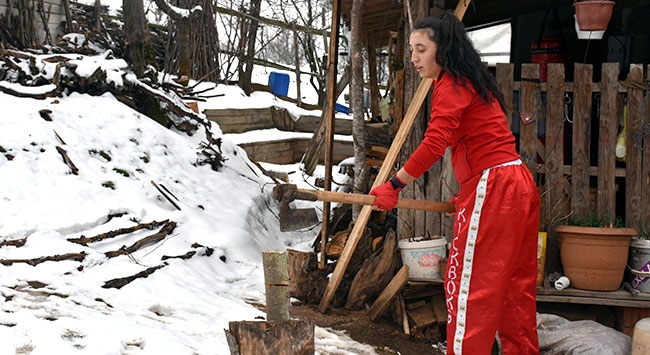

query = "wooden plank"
[[293, 115, 353, 134], [625, 65, 644, 226], [292, 139, 354, 164], [431, 293, 447, 323], [496, 63, 514, 128], [321, 0, 341, 269], [643, 65, 650, 226], [520, 63, 541, 173], [318, 1, 469, 314], [367, 31, 381, 120], [407, 303, 437, 328], [537, 286, 650, 302], [367, 265, 410, 321], [399, 295, 410, 335], [543, 63, 566, 275], [571, 63, 593, 217], [269, 107, 296, 131], [597, 63, 620, 219], [537, 293, 650, 308], [204, 108, 274, 133], [391, 69, 405, 135], [319, 80, 432, 315]]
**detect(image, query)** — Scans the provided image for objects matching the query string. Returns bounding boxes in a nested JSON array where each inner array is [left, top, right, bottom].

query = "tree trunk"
[[122, 0, 156, 77], [240, 0, 262, 94], [350, 0, 368, 220]]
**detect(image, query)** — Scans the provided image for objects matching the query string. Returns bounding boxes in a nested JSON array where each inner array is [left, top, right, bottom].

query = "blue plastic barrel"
[[268, 72, 290, 96]]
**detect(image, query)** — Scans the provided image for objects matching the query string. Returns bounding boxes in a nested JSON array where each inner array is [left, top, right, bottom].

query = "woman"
[[370, 11, 540, 354]]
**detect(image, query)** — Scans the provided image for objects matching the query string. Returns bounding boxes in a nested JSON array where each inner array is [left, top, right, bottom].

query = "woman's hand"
[[369, 181, 402, 210]]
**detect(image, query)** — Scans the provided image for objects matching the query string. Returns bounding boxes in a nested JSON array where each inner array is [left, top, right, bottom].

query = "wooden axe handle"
[[295, 188, 455, 213]]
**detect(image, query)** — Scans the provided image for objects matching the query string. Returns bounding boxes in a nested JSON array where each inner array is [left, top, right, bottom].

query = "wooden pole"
[[293, 28, 302, 107], [319, 0, 341, 269], [318, 0, 472, 313]]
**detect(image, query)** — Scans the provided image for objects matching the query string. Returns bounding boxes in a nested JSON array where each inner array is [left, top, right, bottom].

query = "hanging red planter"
[[574, 0, 615, 31]]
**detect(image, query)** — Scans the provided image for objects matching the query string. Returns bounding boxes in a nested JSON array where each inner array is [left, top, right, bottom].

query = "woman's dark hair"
[[413, 11, 506, 113]]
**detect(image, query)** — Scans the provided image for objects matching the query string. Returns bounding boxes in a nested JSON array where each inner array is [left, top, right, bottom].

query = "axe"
[[272, 184, 455, 231]]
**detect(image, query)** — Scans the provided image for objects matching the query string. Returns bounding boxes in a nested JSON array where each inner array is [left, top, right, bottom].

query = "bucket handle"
[[628, 265, 650, 277]]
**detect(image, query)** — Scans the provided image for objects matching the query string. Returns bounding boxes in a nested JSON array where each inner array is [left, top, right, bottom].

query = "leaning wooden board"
[[318, 0, 473, 313]]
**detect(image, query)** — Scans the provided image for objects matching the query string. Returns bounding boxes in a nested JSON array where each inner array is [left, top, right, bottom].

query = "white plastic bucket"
[[629, 239, 650, 293], [398, 237, 447, 281]]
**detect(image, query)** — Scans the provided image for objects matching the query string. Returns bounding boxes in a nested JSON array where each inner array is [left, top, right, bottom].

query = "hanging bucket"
[[399, 237, 447, 281], [574, 0, 615, 31], [629, 239, 650, 293]]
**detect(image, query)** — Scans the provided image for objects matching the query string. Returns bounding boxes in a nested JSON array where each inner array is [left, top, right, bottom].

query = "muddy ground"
[[289, 303, 446, 354]]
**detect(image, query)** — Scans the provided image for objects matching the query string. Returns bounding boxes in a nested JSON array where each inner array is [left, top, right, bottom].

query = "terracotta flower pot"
[[574, 0, 615, 31], [557, 225, 636, 291]]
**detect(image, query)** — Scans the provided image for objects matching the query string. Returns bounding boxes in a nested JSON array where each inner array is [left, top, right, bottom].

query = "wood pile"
[[0, 218, 221, 289], [0, 30, 226, 171], [288, 210, 447, 343]]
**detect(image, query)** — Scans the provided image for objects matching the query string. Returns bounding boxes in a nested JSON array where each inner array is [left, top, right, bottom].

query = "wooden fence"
[[497, 62, 650, 273]]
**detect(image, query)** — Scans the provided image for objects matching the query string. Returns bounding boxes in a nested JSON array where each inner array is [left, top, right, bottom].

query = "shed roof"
[[340, 0, 648, 46]]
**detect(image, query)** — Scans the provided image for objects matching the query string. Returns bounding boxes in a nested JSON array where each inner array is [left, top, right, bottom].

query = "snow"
[[0, 52, 380, 354]]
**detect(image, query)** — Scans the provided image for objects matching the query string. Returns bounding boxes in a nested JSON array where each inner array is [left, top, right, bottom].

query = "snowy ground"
[[0, 51, 382, 354]]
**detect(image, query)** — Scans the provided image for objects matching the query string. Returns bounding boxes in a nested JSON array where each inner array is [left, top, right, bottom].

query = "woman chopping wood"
[[370, 11, 540, 355]]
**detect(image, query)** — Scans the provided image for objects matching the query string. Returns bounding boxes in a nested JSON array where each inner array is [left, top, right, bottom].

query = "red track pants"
[[445, 162, 540, 354]]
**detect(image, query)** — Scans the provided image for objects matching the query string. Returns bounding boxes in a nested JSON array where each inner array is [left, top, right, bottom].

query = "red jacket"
[[403, 72, 520, 184]]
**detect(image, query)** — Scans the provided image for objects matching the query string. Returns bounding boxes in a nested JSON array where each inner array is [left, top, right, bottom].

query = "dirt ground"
[[289, 303, 446, 354]]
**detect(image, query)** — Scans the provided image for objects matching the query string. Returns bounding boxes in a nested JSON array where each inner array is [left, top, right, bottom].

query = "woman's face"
[[409, 29, 442, 80]]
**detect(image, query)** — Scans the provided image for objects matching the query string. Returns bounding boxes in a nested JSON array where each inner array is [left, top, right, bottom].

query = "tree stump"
[[226, 320, 314, 355]]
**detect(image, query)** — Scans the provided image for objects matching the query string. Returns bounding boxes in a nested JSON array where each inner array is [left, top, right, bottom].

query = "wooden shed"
[[317, 0, 650, 334]]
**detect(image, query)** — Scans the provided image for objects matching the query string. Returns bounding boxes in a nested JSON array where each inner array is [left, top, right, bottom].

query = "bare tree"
[[123, 0, 157, 77], [267, 0, 333, 106], [151, 0, 221, 84], [238, 0, 262, 94]]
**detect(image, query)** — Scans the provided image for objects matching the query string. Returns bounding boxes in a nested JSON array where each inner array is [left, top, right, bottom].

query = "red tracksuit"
[[403, 72, 539, 354]]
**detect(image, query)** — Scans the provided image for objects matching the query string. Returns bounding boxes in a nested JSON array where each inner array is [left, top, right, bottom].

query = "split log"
[[226, 320, 314, 355], [67, 219, 169, 245], [0, 238, 27, 247], [161, 251, 196, 260], [102, 263, 167, 289], [287, 249, 331, 304], [104, 221, 176, 258], [0, 252, 87, 266], [345, 228, 399, 310], [56, 146, 79, 175], [262, 251, 289, 321]]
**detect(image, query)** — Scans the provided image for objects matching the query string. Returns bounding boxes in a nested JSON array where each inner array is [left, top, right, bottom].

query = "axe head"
[[278, 203, 319, 232]]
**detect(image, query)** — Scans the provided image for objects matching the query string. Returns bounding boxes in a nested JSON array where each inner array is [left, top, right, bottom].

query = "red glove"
[[369, 176, 405, 210]]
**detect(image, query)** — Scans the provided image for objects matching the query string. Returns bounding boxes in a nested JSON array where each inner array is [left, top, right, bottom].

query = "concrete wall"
[[0, 0, 67, 45]]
